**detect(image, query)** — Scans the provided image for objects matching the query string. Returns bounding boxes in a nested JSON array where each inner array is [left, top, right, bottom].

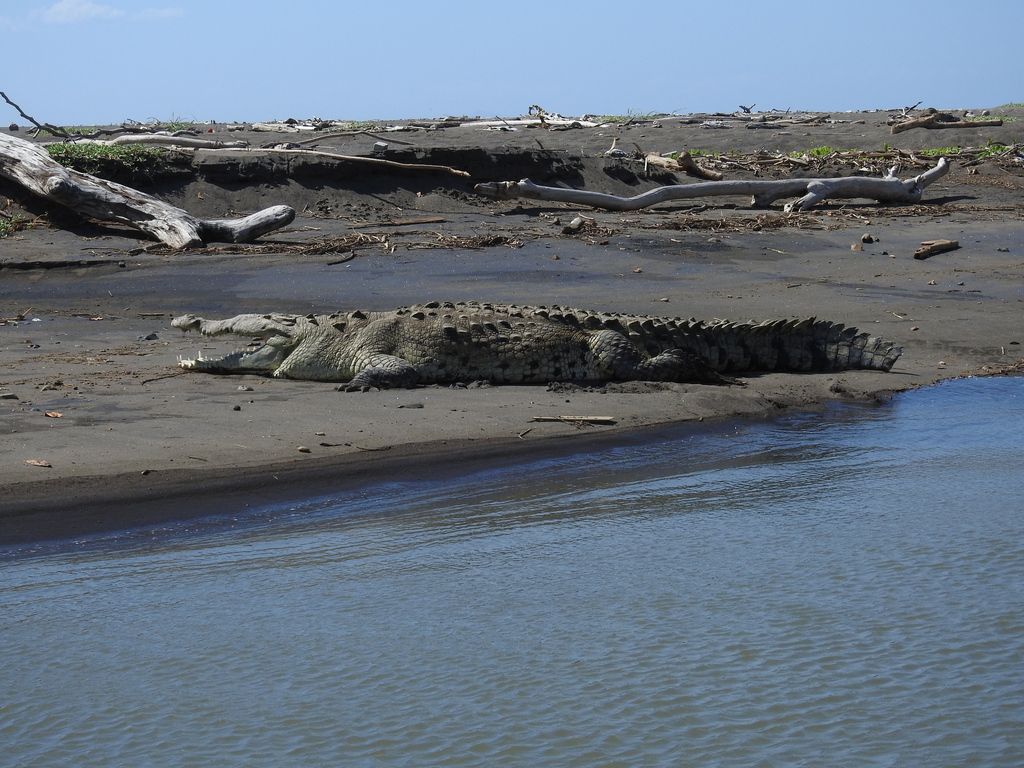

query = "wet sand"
[[1, 107, 1022, 543]]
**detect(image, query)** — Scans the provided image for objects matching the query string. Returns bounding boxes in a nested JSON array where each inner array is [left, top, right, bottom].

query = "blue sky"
[[3, 0, 1022, 126]]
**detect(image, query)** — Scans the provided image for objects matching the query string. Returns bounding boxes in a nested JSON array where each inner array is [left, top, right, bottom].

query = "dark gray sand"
[[2, 107, 1021, 543]]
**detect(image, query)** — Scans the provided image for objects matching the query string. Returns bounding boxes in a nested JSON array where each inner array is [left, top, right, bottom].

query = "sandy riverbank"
[[1, 106, 1021, 544]]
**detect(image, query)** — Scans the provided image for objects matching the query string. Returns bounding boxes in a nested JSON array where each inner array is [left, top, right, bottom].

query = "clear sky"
[[3, 0, 1022, 126]]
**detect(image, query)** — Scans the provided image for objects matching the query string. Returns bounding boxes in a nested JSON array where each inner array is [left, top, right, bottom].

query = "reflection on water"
[[2, 377, 1023, 767]]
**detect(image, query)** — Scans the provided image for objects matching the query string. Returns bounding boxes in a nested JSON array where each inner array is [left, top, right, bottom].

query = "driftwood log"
[[71, 134, 249, 149], [475, 159, 950, 212], [644, 151, 724, 181], [914, 239, 960, 260], [0, 132, 294, 248], [891, 110, 1002, 134]]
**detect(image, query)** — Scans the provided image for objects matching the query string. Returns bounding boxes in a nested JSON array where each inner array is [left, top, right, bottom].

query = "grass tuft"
[[593, 110, 659, 124], [339, 120, 383, 131]]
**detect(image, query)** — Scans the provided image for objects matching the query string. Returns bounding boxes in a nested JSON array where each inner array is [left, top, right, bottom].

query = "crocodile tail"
[[517, 307, 902, 374], [665, 317, 902, 373], [422, 304, 902, 374]]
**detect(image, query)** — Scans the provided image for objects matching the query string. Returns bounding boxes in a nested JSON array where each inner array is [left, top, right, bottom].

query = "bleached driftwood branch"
[[227, 147, 471, 178], [0, 132, 294, 248], [475, 159, 950, 212], [891, 110, 1002, 134], [69, 134, 249, 149]]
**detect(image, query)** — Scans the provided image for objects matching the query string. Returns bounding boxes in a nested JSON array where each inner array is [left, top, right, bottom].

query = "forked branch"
[[475, 159, 950, 212]]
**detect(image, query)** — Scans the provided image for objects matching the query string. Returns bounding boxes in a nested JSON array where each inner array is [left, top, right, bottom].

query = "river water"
[[2, 376, 1022, 767]]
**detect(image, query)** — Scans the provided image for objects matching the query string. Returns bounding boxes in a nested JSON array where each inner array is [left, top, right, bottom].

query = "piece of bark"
[[644, 151, 724, 181], [0, 132, 294, 248], [914, 239, 960, 260], [475, 159, 950, 213]]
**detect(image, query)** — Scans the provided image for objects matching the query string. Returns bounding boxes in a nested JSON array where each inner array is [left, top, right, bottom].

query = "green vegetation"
[[45, 143, 174, 178], [157, 115, 195, 131], [975, 139, 1014, 158], [36, 125, 101, 136], [998, 102, 1024, 108], [917, 147, 963, 156], [0, 214, 32, 238], [38, 116, 197, 136], [788, 146, 850, 158], [593, 110, 659, 124], [660, 140, 1017, 166], [340, 120, 383, 131]]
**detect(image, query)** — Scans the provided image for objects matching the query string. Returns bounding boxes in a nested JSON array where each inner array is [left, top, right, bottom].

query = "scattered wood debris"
[[410, 233, 525, 250], [649, 211, 831, 233], [123, 230, 527, 258]]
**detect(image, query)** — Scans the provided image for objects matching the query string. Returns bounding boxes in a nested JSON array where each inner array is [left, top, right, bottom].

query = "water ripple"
[[2, 377, 1023, 767]]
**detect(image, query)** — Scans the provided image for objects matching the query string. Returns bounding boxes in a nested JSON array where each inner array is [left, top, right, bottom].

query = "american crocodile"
[[172, 301, 902, 391]]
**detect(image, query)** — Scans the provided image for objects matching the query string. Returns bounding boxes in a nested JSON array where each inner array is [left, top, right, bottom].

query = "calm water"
[[2, 377, 1023, 768]]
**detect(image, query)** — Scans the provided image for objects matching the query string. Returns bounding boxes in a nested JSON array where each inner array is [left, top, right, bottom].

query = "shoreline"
[[0, 382, 904, 546]]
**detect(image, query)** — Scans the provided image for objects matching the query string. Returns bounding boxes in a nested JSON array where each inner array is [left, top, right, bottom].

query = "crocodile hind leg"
[[587, 330, 740, 385], [337, 354, 420, 391]]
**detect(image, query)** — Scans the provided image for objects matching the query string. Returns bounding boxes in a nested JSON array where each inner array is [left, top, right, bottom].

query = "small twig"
[[292, 130, 415, 147], [348, 217, 447, 229], [1, 307, 33, 322], [141, 370, 190, 385], [530, 415, 617, 425]]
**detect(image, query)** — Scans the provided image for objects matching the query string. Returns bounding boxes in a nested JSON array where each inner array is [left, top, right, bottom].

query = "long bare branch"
[[475, 159, 950, 212]]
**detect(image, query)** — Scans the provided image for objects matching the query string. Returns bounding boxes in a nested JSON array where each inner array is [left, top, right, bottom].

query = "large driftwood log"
[[0, 132, 294, 248], [475, 159, 950, 212]]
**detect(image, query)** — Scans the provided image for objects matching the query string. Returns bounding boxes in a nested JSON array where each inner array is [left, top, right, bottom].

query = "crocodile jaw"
[[177, 343, 291, 374], [173, 313, 298, 374]]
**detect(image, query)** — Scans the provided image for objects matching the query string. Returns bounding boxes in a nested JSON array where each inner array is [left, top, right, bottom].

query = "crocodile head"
[[172, 313, 304, 374]]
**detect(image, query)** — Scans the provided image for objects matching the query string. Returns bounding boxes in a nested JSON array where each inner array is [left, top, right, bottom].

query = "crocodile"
[[171, 301, 902, 391]]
